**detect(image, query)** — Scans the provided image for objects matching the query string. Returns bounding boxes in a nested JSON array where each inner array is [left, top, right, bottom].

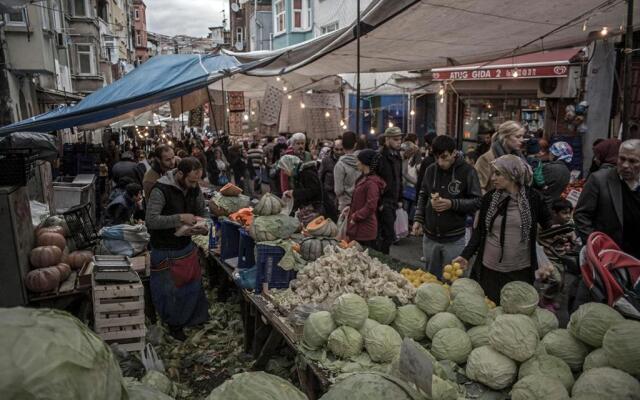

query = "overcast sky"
[[145, 0, 229, 37]]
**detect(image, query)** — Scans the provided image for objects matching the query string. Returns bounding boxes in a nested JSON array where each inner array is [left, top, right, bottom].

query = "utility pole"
[[355, 0, 361, 135], [622, 0, 634, 140]]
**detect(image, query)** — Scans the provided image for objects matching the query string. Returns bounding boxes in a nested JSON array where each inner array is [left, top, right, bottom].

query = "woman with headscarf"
[[475, 121, 526, 193], [453, 155, 552, 302], [278, 154, 323, 225], [590, 138, 621, 174]]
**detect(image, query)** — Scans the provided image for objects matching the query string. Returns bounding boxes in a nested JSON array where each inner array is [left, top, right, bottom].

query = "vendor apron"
[[150, 244, 201, 288]]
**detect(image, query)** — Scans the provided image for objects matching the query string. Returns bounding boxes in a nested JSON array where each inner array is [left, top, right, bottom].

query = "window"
[[6, 9, 26, 26], [292, 0, 310, 31], [41, 5, 50, 30], [134, 8, 139, 20], [273, 0, 285, 34], [320, 21, 338, 35], [235, 27, 243, 44], [52, 0, 62, 32], [136, 30, 141, 46], [73, 0, 90, 17], [76, 44, 95, 75]]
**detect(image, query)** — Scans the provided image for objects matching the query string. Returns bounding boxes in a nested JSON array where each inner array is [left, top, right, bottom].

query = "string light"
[[282, 86, 288, 92], [325, 111, 330, 118], [600, 26, 608, 36], [339, 120, 345, 126], [300, 102, 306, 109], [226, 108, 230, 113], [512, 69, 519, 78], [370, 128, 375, 134], [388, 121, 394, 128], [168, 140, 173, 146], [438, 85, 445, 96], [251, 111, 255, 115], [161, 133, 166, 138], [440, 96, 444, 104], [582, 19, 588, 32], [243, 114, 249, 121], [409, 110, 415, 116], [342, 125, 347, 130], [276, 76, 281, 81]]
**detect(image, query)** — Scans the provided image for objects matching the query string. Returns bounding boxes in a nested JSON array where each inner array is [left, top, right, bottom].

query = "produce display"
[[489, 314, 539, 362], [366, 296, 397, 324], [30, 245, 62, 269], [206, 371, 307, 400], [425, 312, 464, 340], [219, 183, 242, 197], [36, 231, 66, 251], [510, 374, 569, 400], [209, 192, 251, 216], [568, 302, 624, 347], [430, 327, 472, 364], [400, 268, 439, 288], [364, 325, 402, 363], [228, 207, 253, 227], [602, 320, 640, 376], [279, 247, 415, 308], [441, 262, 464, 282], [518, 354, 574, 392], [253, 193, 284, 216], [25, 266, 62, 292], [541, 328, 590, 371], [299, 236, 339, 261], [465, 345, 518, 390], [571, 367, 640, 399], [65, 249, 94, 270], [305, 216, 338, 237], [249, 214, 300, 242]]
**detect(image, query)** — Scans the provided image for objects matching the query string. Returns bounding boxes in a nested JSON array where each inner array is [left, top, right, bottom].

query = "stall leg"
[[241, 300, 255, 354], [296, 357, 320, 400], [254, 328, 284, 369]]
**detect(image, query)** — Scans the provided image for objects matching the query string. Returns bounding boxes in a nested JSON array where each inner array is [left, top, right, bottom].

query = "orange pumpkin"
[[35, 225, 66, 238], [220, 183, 242, 196], [36, 231, 66, 252], [30, 246, 63, 269], [66, 250, 93, 270], [54, 263, 71, 280], [25, 266, 61, 293], [229, 207, 254, 227]]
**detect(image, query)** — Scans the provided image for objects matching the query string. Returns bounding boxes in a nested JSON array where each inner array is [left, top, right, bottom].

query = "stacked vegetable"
[[209, 184, 250, 217], [299, 217, 339, 261], [250, 193, 300, 242], [280, 246, 415, 307], [400, 268, 439, 288]]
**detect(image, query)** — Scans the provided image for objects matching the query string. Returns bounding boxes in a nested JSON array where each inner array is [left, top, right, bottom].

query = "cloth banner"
[[227, 91, 245, 112]]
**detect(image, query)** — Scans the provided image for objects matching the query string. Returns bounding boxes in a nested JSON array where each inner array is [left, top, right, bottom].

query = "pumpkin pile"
[[299, 217, 339, 261], [249, 193, 300, 242], [26, 218, 94, 294], [209, 191, 251, 217], [253, 193, 283, 216], [219, 183, 243, 197]]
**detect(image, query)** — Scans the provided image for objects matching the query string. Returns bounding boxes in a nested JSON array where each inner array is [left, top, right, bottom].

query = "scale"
[[92, 255, 140, 283]]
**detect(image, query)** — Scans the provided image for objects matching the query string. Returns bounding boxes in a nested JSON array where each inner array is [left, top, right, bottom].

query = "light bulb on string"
[[276, 76, 281, 81], [370, 128, 375, 134], [339, 120, 345, 126], [300, 102, 306, 109], [243, 114, 249, 121], [388, 121, 394, 128], [226, 108, 230, 113], [512, 69, 519, 78], [600, 26, 608, 36], [287, 94, 292, 100], [325, 111, 330, 118], [438, 85, 445, 96], [440, 96, 444, 104], [410, 109, 415, 116], [582, 19, 588, 32], [282, 86, 288, 92], [168, 140, 173, 146], [251, 111, 255, 115]]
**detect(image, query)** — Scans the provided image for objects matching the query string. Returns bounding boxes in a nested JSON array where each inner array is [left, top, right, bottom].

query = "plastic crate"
[[0, 149, 39, 186], [220, 219, 241, 261], [238, 228, 256, 269], [53, 175, 96, 215], [63, 202, 98, 249], [255, 244, 296, 293]]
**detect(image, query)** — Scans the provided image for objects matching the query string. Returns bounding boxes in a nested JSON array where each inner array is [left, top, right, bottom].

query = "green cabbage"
[[206, 371, 307, 400], [518, 354, 574, 392], [250, 214, 300, 241], [530, 308, 559, 338], [327, 326, 364, 359], [450, 292, 489, 326], [489, 314, 539, 362], [212, 193, 251, 214], [359, 318, 381, 338], [602, 320, 640, 376], [319, 372, 425, 400], [392, 305, 427, 340], [415, 283, 450, 315], [571, 367, 640, 400], [467, 325, 490, 348], [303, 311, 336, 349], [140, 371, 175, 397], [541, 329, 589, 372], [425, 312, 464, 340], [124, 379, 174, 400], [486, 306, 504, 323], [331, 293, 369, 329], [367, 296, 397, 325], [568, 302, 623, 347], [500, 281, 539, 316], [0, 307, 125, 400], [583, 348, 610, 371], [431, 375, 461, 400], [511, 375, 569, 400], [465, 346, 518, 390], [450, 278, 484, 299], [363, 324, 402, 363], [430, 327, 472, 364]]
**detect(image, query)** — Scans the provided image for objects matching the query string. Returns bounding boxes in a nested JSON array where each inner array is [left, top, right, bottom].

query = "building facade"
[[132, 0, 148, 64], [270, 0, 313, 50], [312, 0, 373, 37]]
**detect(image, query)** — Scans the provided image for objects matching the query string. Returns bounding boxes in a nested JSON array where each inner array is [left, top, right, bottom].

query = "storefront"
[[432, 48, 585, 151]]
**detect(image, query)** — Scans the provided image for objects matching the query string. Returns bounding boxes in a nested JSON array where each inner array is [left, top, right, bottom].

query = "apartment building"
[[132, 0, 148, 64]]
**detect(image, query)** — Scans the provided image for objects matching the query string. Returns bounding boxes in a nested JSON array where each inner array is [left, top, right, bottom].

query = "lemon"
[[442, 272, 452, 280], [443, 264, 453, 273], [455, 269, 463, 277]]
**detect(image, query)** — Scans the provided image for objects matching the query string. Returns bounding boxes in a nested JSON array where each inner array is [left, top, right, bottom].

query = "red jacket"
[[347, 174, 386, 241]]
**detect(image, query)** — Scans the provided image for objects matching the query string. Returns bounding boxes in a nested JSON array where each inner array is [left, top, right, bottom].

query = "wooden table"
[[207, 253, 331, 399]]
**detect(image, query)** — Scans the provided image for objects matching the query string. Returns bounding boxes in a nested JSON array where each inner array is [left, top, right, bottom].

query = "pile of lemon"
[[400, 268, 440, 288], [442, 262, 464, 282]]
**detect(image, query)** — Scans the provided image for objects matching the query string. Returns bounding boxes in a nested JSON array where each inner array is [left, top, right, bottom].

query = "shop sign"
[[432, 65, 568, 81]]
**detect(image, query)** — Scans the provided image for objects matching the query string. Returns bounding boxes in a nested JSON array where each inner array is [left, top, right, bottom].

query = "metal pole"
[[622, 0, 634, 140], [221, 78, 229, 135], [356, 0, 361, 135]]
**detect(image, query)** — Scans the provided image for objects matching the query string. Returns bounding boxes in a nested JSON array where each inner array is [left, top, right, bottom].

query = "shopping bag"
[[336, 208, 349, 241], [281, 195, 294, 216], [394, 208, 409, 239]]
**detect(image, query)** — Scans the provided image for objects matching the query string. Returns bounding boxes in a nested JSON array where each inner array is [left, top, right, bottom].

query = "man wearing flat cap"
[[376, 126, 404, 253]]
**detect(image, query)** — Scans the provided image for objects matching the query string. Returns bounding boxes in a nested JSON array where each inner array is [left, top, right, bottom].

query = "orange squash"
[[30, 246, 63, 269], [66, 250, 93, 270], [36, 231, 66, 252], [306, 216, 338, 237], [25, 266, 62, 293], [220, 183, 242, 197], [54, 263, 71, 280], [229, 207, 254, 227], [35, 225, 67, 238]]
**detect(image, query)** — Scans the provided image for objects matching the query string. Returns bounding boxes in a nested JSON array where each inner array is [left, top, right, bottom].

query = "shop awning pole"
[[356, 0, 361, 135], [622, 0, 634, 140]]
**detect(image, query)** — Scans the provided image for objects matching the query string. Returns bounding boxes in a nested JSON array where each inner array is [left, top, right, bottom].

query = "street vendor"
[[453, 154, 552, 303], [146, 157, 209, 340], [278, 154, 323, 225]]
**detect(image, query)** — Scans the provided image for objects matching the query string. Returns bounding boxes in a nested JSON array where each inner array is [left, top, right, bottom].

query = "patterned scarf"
[[485, 155, 533, 242]]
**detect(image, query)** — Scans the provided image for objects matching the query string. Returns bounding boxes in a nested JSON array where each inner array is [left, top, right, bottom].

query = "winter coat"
[[461, 188, 552, 282], [414, 155, 482, 241], [415, 154, 435, 197], [319, 151, 338, 207], [280, 148, 312, 193], [574, 167, 624, 246], [112, 160, 143, 186], [103, 193, 136, 226], [541, 160, 570, 206], [334, 153, 362, 212], [377, 146, 402, 205], [292, 162, 323, 213], [347, 174, 386, 241]]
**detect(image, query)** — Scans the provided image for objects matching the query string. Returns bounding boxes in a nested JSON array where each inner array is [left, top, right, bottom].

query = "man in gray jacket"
[[334, 131, 361, 213]]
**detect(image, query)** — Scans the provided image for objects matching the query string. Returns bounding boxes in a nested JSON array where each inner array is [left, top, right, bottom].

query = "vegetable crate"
[[220, 219, 241, 262], [0, 149, 39, 186], [92, 275, 145, 353], [63, 202, 98, 249], [238, 228, 256, 269], [255, 244, 296, 293]]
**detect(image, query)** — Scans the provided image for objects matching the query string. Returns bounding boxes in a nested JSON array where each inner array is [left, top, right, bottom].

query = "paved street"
[[390, 235, 424, 269]]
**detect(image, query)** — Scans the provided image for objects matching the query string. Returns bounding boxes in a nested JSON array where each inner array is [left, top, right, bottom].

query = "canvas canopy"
[[0, 54, 252, 135]]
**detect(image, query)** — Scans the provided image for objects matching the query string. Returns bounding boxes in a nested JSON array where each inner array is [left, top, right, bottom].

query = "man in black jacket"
[[376, 126, 404, 254], [412, 135, 481, 278], [574, 139, 640, 259]]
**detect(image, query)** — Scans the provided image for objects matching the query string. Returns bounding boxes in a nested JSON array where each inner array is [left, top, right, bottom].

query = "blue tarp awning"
[[0, 53, 250, 135]]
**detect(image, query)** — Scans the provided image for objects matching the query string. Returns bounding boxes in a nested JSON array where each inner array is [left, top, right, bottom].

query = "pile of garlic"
[[284, 246, 416, 308]]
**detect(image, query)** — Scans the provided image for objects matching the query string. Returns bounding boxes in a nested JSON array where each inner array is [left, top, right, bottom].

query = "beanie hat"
[[357, 149, 377, 167]]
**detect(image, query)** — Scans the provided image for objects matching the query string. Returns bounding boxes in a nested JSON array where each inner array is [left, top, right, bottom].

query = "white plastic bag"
[[394, 208, 409, 239], [281, 195, 294, 216], [336, 208, 349, 241]]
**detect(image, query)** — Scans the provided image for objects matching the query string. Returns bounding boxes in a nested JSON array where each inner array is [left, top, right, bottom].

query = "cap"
[[382, 126, 403, 137]]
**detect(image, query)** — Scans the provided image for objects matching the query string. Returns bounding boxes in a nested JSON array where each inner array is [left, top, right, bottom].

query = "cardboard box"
[[130, 252, 150, 277]]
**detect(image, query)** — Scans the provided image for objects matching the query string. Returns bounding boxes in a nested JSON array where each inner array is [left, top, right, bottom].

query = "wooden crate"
[[92, 275, 145, 352], [130, 252, 150, 277]]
